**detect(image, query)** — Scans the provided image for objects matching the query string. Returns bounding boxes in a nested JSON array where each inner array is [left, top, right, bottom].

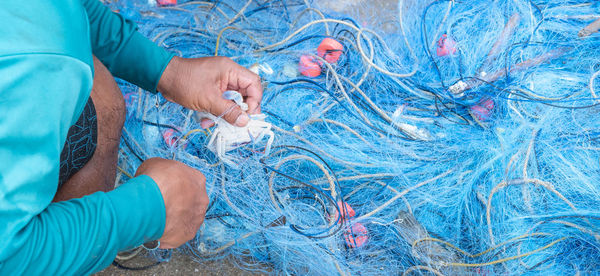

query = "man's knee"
[[53, 57, 126, 202], [92, 56, 126, 140]]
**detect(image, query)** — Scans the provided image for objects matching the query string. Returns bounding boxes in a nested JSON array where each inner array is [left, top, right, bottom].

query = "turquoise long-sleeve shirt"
[[0, 1, 175, 274]]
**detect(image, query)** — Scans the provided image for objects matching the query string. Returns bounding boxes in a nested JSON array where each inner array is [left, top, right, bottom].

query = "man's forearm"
[[0, 176, 166, 275], [83, 0, 174, 92]]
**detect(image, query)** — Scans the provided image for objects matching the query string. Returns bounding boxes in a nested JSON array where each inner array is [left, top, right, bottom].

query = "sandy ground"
[[96, 251, 262, 276], [97, 0, 399, 275]]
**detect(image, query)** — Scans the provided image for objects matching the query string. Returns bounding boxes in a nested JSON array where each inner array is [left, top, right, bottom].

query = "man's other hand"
[[135, 158, 209, 249], [157, 56, 263, 127]]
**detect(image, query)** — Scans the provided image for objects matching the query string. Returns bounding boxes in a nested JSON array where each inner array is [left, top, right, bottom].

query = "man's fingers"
[[228, 66, 263, 114], [244, 80, 263, 114], [159, 243, 174, 249], [214, 99, 248, 127], [200, 118, 215, 129]]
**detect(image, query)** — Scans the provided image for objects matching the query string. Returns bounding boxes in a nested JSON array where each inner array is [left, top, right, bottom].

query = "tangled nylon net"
[[111, 0, 600, 274]]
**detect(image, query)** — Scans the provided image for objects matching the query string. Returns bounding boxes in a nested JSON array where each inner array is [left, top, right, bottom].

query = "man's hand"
[[135, 158, 209, 249], [157, 56, 263, 127]]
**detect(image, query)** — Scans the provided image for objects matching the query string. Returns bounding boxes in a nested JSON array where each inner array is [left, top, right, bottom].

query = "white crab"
[[200, 112, 274, 167]]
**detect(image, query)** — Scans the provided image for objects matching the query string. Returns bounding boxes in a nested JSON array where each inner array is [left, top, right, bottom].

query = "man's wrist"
[[106, 175, 167, 248], [157, 56, 182, 96]]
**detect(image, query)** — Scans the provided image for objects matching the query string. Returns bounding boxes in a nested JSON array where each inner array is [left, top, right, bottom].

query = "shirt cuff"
[[114, 32, 175, 93], [106, 174, 166, 251]]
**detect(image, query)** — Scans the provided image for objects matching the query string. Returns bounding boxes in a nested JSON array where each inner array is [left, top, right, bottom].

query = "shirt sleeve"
[[1, 176, 166, 275], [0, 54, 166, 275], [82, 0, 175, 92]]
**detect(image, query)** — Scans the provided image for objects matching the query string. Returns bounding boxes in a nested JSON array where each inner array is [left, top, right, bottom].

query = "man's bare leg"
[[53, 56, 126, 202]]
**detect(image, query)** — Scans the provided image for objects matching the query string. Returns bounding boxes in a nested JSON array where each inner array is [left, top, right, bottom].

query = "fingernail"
[[235, 113, 250, 127], [200, 119, 215, 129]]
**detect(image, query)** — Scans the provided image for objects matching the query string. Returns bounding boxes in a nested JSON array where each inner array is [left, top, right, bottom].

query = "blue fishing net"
[[111, 0, 600, 274]]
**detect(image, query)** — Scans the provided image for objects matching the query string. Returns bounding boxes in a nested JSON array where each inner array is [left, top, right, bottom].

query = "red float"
[[299, 55, 321, 77], [344, 222, 368, 248], [317, 38, 344, 63], [436, 34, 457, 57]]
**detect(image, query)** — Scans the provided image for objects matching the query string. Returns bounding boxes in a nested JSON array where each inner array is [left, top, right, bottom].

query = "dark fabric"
[[58, 97, 98, 188]]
